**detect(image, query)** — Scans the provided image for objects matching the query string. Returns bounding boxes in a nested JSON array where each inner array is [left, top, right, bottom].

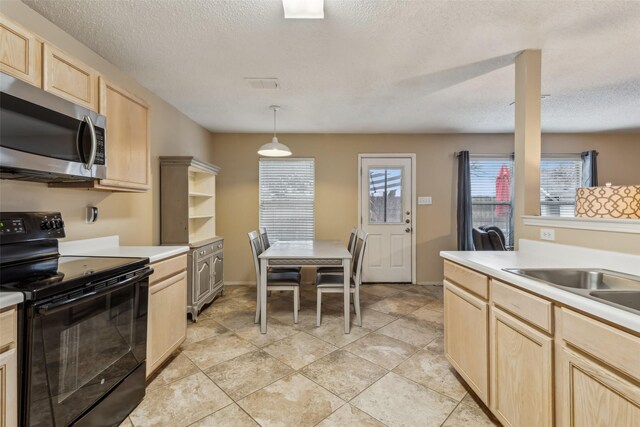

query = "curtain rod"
[[454, 151, 596, 158], [454, 152, 514, 158]]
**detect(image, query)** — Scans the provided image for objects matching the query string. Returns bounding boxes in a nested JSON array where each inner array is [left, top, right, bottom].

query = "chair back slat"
[[259, 227, 271, 250], [347, 227, 357, 255], [248, 230, 264, 284], [354, 230, 369, 286], [351, 233, 364, 277]]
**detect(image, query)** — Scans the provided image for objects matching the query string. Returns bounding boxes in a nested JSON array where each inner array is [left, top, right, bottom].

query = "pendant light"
[[258, 105, 292, 157]]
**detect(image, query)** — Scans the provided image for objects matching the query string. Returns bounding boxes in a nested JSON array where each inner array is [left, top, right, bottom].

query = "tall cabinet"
[[160, 157, 224, 322]]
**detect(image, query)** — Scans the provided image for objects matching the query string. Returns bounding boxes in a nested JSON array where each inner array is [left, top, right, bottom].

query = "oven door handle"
[[36, 267, 153, 315]]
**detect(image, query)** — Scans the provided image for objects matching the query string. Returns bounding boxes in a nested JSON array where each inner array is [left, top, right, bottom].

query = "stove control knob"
[[54, 219, 62, 229], [41, 220, 53, 230]]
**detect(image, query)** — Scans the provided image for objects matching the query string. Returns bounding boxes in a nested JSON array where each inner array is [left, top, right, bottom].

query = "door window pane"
[[368, 168, 403, 224]]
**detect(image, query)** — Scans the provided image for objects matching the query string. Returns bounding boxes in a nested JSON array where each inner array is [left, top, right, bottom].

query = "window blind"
[[259, 158, 315, 242], [469, 156, 514, 245], [540, 156, 583, 217]]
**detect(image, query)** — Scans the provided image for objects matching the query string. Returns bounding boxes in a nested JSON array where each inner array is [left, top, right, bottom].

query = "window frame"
[[258, 157, 315, 242]]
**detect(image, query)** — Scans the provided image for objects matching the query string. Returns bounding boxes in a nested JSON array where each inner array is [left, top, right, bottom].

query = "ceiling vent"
[[245, 78, 280, 89]]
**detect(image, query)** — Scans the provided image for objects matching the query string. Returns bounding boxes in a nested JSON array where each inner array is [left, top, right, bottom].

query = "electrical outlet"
[[540, 228, 555, 241], [418, 196, 432, 205]]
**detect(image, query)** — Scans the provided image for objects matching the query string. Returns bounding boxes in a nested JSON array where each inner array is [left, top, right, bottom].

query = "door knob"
[[405, 227, 411, 233]]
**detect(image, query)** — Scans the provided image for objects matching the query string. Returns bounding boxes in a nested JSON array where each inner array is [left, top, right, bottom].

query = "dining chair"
[[259, 227, 302, 274], [248, 231, 301, 324], [316, 227, 357, 276], [315, 230, 368, 327]]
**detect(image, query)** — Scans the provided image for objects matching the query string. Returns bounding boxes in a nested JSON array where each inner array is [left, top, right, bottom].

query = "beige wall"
[[0, 2, 214, 245], [211, 132, 639, 284]]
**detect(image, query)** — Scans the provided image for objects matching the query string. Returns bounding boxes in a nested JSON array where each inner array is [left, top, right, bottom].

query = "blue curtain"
[[456, 151, 474, 250], [581, 150, 598, 187]]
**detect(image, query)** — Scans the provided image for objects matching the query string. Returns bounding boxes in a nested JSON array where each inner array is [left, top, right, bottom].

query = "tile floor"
[[123, 283, 500, 427]]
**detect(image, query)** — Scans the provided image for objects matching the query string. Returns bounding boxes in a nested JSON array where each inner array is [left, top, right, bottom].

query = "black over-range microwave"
[[0, 72, 106, 182]]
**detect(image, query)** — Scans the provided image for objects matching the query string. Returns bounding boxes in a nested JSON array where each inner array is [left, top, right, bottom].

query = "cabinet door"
[[0, 15, 41, 86], [194, 254, 213, 303], [97, 78, 150, 191], [213, 253, 223, 287], [490, 307, 553, 427], [559, 346, 639, 427], [147, 271, 187, 378], [0, 348, 18, 427], [444, 280, 489, 404], [43, 43, 98, 111]]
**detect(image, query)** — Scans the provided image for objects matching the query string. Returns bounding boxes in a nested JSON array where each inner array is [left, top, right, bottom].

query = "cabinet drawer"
[[0, 307, 16, 349], [492, 279, 553, 333], [444, 260, 488, 299], [560, 307, 640, 381], [150, 254, 187, 285]]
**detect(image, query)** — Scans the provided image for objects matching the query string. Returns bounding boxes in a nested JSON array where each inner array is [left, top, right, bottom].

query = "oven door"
[[25, 269, 150, 427]]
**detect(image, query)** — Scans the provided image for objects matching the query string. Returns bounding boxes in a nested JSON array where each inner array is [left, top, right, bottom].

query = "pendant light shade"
[[258, 105, 292, 157]]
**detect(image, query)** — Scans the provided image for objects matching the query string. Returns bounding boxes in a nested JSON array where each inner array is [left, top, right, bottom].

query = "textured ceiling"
[[22, 0, 640, 133]]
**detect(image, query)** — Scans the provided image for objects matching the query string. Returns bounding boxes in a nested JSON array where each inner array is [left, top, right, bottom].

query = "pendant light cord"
[[273, 107, 277, 138]]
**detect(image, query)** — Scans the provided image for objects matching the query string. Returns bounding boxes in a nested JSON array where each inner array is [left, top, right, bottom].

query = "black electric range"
[[0, 212, 152, 427]]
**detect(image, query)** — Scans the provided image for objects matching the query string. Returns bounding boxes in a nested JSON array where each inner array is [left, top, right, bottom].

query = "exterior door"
[[360, 155, 414, 283]]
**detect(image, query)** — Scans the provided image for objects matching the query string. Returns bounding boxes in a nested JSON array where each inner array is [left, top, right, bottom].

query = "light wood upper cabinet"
[[43, 43, 98, 111], [490, 306, 553, 427], [0, 15, 41, 86], [444, 279, 489, 404], [96, 78, 150, 191]]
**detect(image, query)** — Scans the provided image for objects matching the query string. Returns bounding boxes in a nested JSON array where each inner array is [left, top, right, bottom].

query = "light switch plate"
[[418, 196, 433, 205], [540, 228, 555, 241]]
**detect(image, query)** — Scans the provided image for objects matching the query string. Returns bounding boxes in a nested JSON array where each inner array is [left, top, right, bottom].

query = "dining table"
[[258, 240, 352, 334]]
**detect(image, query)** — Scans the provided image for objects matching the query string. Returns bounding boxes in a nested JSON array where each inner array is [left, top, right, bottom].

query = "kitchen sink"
[[590, 291, 640, 312], [504, 268, 640, 290], [503, 268, 640, 315]]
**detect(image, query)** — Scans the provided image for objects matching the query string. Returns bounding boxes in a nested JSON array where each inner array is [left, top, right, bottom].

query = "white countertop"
[[60, 236, 189, 264], [440, 239, 640, 333], [0, 291, 23, 309]]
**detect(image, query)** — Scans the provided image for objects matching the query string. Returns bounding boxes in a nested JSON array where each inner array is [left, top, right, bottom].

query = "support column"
[[513, 49, 541, 249]]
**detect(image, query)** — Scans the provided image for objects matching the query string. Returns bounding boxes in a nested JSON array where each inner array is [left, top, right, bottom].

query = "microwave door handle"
[[83, 115, 98, 170]]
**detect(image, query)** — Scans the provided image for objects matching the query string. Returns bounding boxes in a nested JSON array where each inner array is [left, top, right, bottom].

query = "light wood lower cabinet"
[[0, 15, 41, 86], [559, 346, 639, 426], [147, 255, 188, 378], [443, 260, 640, 427], [490, 306, 553, 427], [556, 307, 640, 427], [444, 280, 489, 404], [0, 307, 18, 427]]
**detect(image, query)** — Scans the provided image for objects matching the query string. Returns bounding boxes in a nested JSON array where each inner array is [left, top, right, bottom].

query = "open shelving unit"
[[160, 156, 224, 322], [160, 157, 220, 245]]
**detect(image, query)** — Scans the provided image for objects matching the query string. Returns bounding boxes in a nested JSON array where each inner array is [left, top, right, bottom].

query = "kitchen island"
[[440, 239, 640, 427]]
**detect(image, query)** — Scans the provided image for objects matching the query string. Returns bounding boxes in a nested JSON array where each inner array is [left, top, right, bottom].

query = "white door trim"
[[358, 153, 417, 284]]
